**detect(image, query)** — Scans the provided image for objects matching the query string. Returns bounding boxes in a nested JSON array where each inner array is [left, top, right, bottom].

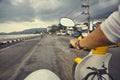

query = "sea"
[[0, 34, 40, 41]]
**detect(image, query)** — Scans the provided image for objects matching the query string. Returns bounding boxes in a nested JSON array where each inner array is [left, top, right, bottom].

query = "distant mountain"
[[0, 28, 47, 35], [21, 28, 47, 34], [0, 32, 7, 35]]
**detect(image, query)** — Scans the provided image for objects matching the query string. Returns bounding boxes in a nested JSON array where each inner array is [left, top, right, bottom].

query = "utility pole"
[[81, 0, 90, 33]]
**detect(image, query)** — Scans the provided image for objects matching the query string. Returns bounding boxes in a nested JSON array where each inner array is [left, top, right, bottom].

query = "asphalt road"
[[0, 35, 120, 80], [15, 35, 88, 80], [0, 37, 41, 80]]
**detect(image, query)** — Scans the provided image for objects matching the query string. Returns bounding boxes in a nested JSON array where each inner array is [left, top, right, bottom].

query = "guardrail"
[[0, 35, 40, 48]]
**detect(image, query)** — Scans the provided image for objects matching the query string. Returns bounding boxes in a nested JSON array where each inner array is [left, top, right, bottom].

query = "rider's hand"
[[70, 38, 82, 49]]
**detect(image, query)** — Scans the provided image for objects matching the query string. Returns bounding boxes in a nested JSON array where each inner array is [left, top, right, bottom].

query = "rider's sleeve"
[[100, 5, 120, 43]]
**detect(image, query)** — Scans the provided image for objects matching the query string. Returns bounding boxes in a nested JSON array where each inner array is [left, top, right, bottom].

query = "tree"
[[49, 25, 57, 34], [57, 23, 67, 31], [48, 24, 67, 34]]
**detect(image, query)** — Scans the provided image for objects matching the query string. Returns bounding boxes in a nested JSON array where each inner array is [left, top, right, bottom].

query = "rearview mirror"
[[60, 18, 75, 27]]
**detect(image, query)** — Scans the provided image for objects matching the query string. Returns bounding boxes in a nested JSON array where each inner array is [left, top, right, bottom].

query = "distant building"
[[76, 23, 88, 32], [66, 26, 74, 36], [47, 26, 52, 32]]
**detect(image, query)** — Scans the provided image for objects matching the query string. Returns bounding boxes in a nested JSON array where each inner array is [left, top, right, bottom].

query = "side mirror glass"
[[60, 18, 75, 27]]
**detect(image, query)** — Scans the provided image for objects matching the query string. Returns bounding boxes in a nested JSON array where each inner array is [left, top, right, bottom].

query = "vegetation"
[[49, 25, 58, 34], [49, 24, 67, 34]]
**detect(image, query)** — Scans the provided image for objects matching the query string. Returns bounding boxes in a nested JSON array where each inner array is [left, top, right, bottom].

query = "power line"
[[62, 0, 90, 28], [64, 0, 88, 21], [64, 2, 82, 17], [72, 12, 82, 19]]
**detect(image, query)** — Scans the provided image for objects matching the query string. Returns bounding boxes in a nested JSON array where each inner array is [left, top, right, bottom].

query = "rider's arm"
[[70, 27, 113, 49], [81, 26, 114, 49], [70, 5, 120, 49]]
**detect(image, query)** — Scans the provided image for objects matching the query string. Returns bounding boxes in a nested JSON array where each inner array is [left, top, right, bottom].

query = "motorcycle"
[[25, 18, 114, 80]]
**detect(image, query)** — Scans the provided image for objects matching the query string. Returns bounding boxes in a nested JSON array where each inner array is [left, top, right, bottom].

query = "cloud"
[[0, 0, 119, 23], [0, 0, 83, 23], [0, 0, 119, 32], [73, 0, 120, 21], [30, 0, 62, 11], [0, 0, 36, 23], [90, 0, 120, 20], [0, 19, 55, 32]]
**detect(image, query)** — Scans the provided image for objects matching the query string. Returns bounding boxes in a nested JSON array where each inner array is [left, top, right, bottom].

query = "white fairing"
[[75, 51, 112, 80], [24, 69, 61, 80]]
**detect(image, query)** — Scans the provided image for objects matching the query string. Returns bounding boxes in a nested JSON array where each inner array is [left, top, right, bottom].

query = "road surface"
[[0, 35, 88, 80], [0, 34, 120, 80]]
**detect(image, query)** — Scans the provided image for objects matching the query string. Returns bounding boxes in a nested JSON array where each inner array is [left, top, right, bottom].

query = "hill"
[[0, 28, 47, 35]]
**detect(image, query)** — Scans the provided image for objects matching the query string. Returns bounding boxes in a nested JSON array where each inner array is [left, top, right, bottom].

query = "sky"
[[0, 0, 119, 33]]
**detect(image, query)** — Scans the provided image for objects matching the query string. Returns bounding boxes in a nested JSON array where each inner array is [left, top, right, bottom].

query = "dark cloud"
[[90, 0, 120, 20], [0, 0, 35, 23], [74, 0, 120, 21], [0, 0, 119, 23], [36, 0, 81, 21]]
